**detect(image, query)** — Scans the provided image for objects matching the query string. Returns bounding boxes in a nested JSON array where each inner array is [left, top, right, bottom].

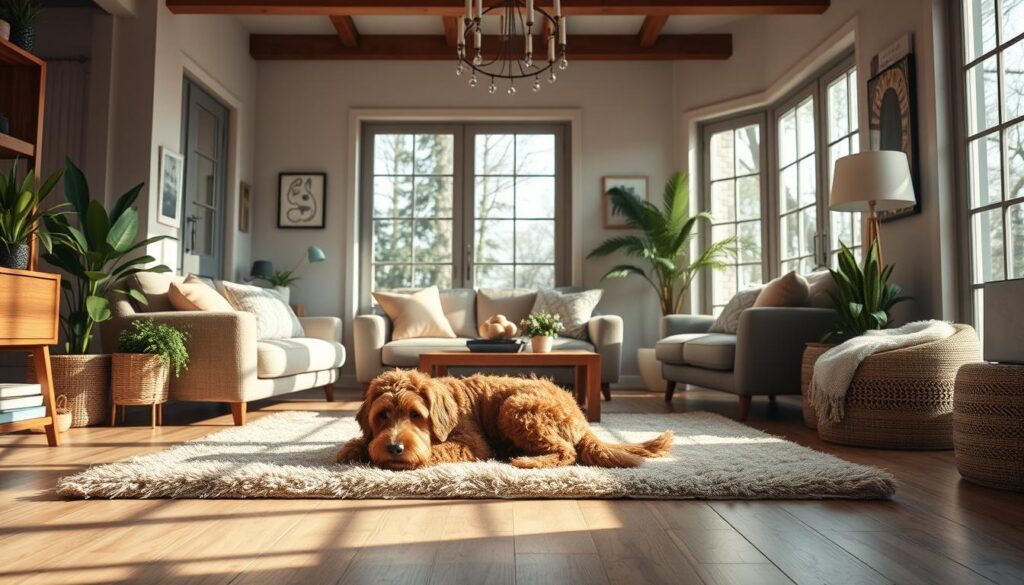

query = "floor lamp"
[[829, 151, 916, 266]]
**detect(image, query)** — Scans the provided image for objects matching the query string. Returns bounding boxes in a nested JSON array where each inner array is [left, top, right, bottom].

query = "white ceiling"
[[235, 14, 746, 36]]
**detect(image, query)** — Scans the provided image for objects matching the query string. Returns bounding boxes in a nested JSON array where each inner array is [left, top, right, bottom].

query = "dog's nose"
[[386, 442, 405, 456]]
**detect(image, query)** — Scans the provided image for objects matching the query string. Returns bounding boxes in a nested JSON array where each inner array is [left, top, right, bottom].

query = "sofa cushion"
[[709, 286, 763, 334], [390, 288, 476, 338], [373, 287, 457, 340], [169, 274, 235, 312], [655, 333, 711, 365], [129, 273, 185, 313], [530, 288, 602, 339], [805, 270, 838, 308], [219, 281, 305, 340], [477, 288, 537, 329], [754, 271, 809, 307], [257, 337, 346, 379], [381, 336, 596, 367], [682, 334, 737, 371]]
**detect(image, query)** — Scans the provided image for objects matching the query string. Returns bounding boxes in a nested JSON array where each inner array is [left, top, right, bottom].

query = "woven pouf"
[[817, 325, 982, 450], [801, 343, 835, 429], [954, 363, 1024, 492]]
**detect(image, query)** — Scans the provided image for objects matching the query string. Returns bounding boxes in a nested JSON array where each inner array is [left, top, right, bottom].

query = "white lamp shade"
[[829, 151, 916, 212]]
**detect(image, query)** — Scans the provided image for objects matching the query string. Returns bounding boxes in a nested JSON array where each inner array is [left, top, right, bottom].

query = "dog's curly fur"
[[336, 370, 674, 470]]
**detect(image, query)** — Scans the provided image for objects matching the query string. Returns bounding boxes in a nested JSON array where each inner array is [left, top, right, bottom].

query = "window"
[[957, 0, 1024, 328], [826, 66, 863, 261], [703, 115, 766, 315], [776, 94, 820, 275], [361, 123, 568, 300]]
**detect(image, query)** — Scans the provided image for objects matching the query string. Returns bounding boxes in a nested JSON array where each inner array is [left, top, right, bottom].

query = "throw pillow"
[[373, 286, 457, 340], [476, 288, 537, 329], [219, 281, 304, 340], [754, 271, 810, 307], [169, 274, 235, 312], [529, 289, 602, 340], [708, 286, 764, 334], [805, 270, 838, 308]]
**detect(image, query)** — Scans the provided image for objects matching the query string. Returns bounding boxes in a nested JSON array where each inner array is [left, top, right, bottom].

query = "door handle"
[[185, 214, 200, 253]]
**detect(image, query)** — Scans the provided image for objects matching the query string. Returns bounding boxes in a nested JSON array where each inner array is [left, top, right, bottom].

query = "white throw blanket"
[[810, 320, 956, 425]]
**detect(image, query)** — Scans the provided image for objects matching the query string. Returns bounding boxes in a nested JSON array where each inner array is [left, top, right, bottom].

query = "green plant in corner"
[[823, 240, 912, 341], [0, 163, 65, 262], [588, 172, 736, 316], [118, 320, 190, 377], [43, 158, 172, 355], [520, 312, 563, 338], [0, 0, 43, 51]]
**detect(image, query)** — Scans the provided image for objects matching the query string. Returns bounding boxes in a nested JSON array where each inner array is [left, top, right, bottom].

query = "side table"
[[953, 362, 1024, 492]]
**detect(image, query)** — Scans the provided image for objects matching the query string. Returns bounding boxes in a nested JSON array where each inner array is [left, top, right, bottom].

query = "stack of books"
[[0, 383, 46, 424]]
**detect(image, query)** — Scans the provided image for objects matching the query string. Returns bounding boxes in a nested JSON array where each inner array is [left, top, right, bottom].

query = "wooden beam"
[[442, 16, 459, 48], [169, 0, 829, 16], [250, 33, 732, 60], [329, 15, 359, 46], [638, 15, 669, 47]]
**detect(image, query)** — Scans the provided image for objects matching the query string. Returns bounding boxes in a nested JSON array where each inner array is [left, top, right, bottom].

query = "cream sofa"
[[102, 273, 345, 425], [354, 288, 622, 398]]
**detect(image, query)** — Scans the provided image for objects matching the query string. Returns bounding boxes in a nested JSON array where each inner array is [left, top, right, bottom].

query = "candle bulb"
[[525, 29, 532, 55], [559, 16, 566, 45], [458, 17, 465, 46], [465, 0, 472, 20], [547, 34, 555, 62], [526, 0, 534, 24], [553, 0, 561, 17], [475, 29, 482, 49], [476, 0, 482, 20]]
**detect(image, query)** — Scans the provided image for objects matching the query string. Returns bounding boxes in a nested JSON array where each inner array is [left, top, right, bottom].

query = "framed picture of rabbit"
[[278, 172, 327, 229]]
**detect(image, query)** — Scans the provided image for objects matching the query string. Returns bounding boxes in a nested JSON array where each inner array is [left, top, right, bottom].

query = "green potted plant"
[[588, 171, 735, 392], [520, 311, 563, 354], [112, 320, 189, 428], [800, 240, 911, 428], [41, 158, 171, 426], [0, 0, 43, 52], [255, 246, 326, 303], [0, 163, 63, 269]]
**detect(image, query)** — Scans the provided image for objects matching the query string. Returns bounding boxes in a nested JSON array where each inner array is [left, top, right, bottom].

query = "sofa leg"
[[664, 381, 677, 402], [601, 383, 611, 402], [230, 402, 247, 426], [737, 396, 751, 422], [324, 385, 335, 402]]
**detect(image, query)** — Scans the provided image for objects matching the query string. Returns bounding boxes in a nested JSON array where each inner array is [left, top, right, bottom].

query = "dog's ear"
[[355, 387, 378, 438], [425, 380, 458, 442]]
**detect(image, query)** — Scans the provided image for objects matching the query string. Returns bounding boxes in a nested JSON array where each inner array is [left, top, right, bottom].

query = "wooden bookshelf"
[[0, 268, 60, 446]]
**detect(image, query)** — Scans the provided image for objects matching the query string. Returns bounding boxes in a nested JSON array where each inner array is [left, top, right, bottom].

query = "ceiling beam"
[[638, 15, 669, 47], [442, 16, 459, 48], [329, 15, 360, 46], [250, 33, 732, 60], [169, 0, 829, 16]]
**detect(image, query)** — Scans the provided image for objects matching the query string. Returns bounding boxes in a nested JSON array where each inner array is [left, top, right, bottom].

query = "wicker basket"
[[49, 354, 111, 427], [112, 353, 170, 406], [953, 363, 1024, 492], [801, 343, 835, 429], [816, 325, 982, 450]]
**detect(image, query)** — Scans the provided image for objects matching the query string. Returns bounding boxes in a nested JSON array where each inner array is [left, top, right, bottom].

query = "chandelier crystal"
[[457, 0, 567, 94]]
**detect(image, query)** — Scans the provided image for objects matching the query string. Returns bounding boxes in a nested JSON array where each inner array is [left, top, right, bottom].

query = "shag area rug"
[[57, 411, 895, 500]]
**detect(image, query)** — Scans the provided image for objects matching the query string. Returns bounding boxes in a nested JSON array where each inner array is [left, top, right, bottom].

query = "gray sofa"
[[656, 307, 837, 420], [354, 288, 622, 397]]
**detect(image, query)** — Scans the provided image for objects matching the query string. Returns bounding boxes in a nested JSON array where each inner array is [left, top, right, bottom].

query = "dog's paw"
[[335, 439, 368, 464]]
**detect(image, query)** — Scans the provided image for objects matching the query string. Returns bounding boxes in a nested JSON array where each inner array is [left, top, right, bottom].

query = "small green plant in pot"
[[520, 312, 563, 354], [113, 320, 189, 427], [1, 0, 43, 52], [822, 240, 912, 342], [0, 163, 64, 269]]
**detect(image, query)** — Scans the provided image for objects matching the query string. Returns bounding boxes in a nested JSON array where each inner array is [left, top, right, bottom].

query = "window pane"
[[712, 224, 736, 252], [1004, 40, 1024, 121], [1009, 201, 1024, 278], [797, 98, 815, 158], [1004, 0, 1024, 42], [475, 264, 514, 288], [780, 165, 799, 213], [516, 220, 555, 263], [738, 264, 762, 289], [1009, 121, 1024, 200], [475, 219, 514, 263], [413, 265, 452, 289], [828, 76, 849, 140], [779, 111, 797, 166], [414, 176, 453, 218], [413, 219, 453, 263], [799, 155, 817, 208], [475, 177, 514, 218], [781, 259, 800, 274], [831, 211, 855, 250], [737, 177, 760, 220], [967, 55, 1000, 135], [374, 176, 413, 218], [736, 125, 760, 174], [475, 134, 515, 175], [782, 213, 799, 259], [710, 130, 735, 180], [373, 220, 413, 262], [849, 71, 859, 129], [517, 265, 555, 289], [972, 208, 1005, 282], [374, 134, 413, 175], [829, 139, 850, 188], [516, 134, 556, 175], [968, 133, 1003, 207], [375, 264, 412, 290], [516, 176, 555, 218], [711, 180, 736, 222], [712, 266, 737, 306], [963, 0, 997, 62], [801, 206, 817, 257], [737, 220, 761, 262], [414, 134, 454, 175]]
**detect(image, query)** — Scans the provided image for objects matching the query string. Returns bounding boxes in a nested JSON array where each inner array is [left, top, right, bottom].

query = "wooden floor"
[[1, 386, 1023, 585]]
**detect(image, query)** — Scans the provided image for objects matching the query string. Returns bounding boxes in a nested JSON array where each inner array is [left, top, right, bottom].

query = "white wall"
[[675, 0, 958, 323], [252, 60, 677, 381]]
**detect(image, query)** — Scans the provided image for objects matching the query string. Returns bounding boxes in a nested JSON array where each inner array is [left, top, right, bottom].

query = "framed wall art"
[[278, 172, 326, 229], [157, 147, 184, 228], [868, 53, 921, 221], [602, 176, 648, 229]]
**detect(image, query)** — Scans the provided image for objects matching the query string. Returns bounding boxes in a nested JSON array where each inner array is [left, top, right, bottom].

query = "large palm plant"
[[588, 172, 735, 316]]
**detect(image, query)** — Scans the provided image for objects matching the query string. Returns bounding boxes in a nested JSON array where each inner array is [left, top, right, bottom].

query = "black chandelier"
[[456, 0, 568, 94]]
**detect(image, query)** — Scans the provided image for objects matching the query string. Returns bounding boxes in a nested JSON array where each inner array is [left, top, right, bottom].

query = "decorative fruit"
[[478, 314, 518, 340]]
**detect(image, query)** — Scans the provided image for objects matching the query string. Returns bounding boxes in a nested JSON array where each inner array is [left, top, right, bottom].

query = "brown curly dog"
[[336, 370, 673, 470]]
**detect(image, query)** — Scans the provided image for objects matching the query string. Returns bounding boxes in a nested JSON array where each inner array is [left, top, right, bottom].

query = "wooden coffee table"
[[418, 350, 603, 422]]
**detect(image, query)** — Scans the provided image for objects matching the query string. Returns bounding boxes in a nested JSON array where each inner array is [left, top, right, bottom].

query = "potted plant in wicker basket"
[[520, 312, 563, 354], [800, 240, 910, 428], [40, 159, 171, 427], [112, 320, 189, 427]]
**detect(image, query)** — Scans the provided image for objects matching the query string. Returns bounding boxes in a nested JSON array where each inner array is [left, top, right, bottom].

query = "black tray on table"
[[466, 338, 527, 353]]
